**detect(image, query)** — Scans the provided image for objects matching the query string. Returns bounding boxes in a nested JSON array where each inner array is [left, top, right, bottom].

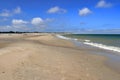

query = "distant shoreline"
[[0, 32, 120, 34]]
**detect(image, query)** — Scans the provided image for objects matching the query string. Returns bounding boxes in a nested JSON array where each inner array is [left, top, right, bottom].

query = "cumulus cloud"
[[45, 18, 54, 22], [96, 0, 112, 8], [13, 7, 21, 14], [12, 19, 28, 25], [0, 9, 11, 17], [0, 25, 11, 31], [79, 8, 92, 16], [0, 24, 29, 32], [0, 17, 53, 32], [31, 17, 44, 26], [10, 19, 29, 31], [0, 6, 22, 17], [0, 18, 8, 22], [47, 6, 67, 14]]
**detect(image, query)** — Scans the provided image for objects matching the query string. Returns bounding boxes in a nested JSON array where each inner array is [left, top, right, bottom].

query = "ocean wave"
[[56, 35, 78, 41], [56, 34, 120, 53], [84, 41, 120, 53], [84, 40, 91, 42], [56, 35, 71, 40]]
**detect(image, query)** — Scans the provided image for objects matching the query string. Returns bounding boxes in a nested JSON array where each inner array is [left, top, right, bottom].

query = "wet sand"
[[0, 33, 120, 80]]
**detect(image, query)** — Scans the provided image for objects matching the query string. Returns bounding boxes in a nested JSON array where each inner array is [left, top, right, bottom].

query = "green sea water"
[[64, 34, 120, 47]]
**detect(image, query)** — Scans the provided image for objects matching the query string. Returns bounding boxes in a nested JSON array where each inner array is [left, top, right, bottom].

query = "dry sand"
[[0, 33, 119, 80]]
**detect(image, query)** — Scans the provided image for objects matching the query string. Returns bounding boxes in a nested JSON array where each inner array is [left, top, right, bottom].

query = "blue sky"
[[0, 0, 120, 33]]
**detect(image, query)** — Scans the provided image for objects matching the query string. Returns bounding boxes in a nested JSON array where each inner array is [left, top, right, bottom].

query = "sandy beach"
[[0, 33, 119, 80]]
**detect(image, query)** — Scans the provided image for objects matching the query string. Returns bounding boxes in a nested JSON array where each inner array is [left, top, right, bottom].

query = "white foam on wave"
[[56, 34, 120, 53], [84, 42, 120, 53], [85, 40, 90, 42], [56, 34, 78, 41], [56, 35, 71, 40]]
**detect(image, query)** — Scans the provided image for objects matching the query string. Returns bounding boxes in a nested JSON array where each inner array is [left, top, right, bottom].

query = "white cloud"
[[47, 6, 67, 14], [14, 7, 21, 14], [0, 13, 10, 17], [12, 19, 28, 25], [0, 25, 30, 32], [0, 19, 29, 31], [45, 18, 54, 22], [10, 19, 29, 31], [31, 17, 44, 26], [0, 25, 11, 31], [79, 8, 92, 16], [0, 9, 11, 17], [0, 18, 8, 22], [0, 6, 22, 17], [96, 0, 112, 8], [0, 17, 53, 32]]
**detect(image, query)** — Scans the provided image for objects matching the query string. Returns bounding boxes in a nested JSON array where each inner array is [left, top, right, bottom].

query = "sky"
[[0, 0, 120, 33]]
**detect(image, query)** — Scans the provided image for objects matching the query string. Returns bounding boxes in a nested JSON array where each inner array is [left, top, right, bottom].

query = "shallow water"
[[64, 34, 120, 47], [64, 34, 120, 53], [73, 40, 120, 73], [57, 34, 120, 73]]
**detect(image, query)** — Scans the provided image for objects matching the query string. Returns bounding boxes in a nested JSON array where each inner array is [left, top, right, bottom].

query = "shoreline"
[[56, 34, 120, 73], [57, 34, 120, 53], [0, 33, 120, 80]]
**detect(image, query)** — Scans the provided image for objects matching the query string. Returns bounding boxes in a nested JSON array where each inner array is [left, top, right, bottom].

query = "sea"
[[57, 34, 120, 53], [56, 34, 120, 72]]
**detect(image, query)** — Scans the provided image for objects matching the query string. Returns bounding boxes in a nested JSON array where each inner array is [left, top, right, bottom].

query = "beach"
[[0, 33, 120, 80]]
